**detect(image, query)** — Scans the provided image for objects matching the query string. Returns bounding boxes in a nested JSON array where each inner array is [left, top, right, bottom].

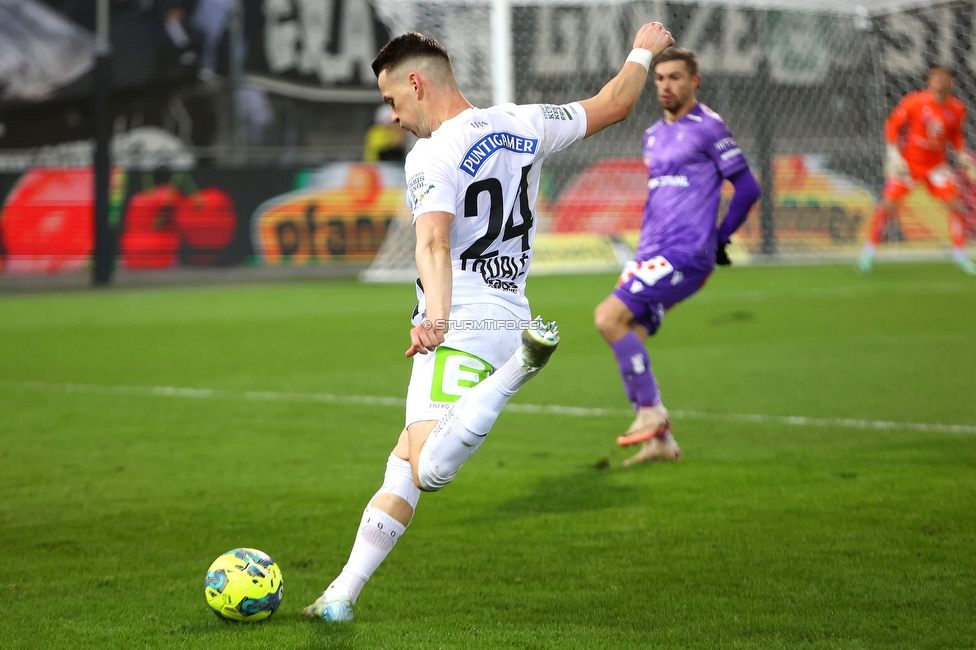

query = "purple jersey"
[[636, 103, 748, 266]]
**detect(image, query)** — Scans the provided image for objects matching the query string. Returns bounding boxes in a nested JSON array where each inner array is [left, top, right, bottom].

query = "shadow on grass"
[[494, 465, 639, 518], [175, 613, 356, 649], [709, 310, 755, 325], [305, 617, 356, 650]]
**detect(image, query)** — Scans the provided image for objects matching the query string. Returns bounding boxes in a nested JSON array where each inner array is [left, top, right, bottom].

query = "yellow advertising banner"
[[530, 232, 628, 275], [252, 163, 408, 265]]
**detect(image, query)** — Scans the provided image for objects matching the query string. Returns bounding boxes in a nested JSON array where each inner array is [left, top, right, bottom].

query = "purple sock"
[[610, 332, 661, 409]]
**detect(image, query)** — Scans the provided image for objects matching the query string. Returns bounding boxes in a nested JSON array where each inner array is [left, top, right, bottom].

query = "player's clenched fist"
[[405, 319, 448, 357], [633, 22, 674, 58]]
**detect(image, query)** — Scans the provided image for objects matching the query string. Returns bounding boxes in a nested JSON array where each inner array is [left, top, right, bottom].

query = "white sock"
[[326, 455, 418, 604], [327, 507, 405, 604], [417, 406, 484, 491], [489, 349, 541, 397], [457, 348, 542, 433]]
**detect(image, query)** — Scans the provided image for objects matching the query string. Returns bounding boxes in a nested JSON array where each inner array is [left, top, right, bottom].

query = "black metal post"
[[229, 0, 245, 164], [92, 0, 114, 285], [757, 54, 776, 256]]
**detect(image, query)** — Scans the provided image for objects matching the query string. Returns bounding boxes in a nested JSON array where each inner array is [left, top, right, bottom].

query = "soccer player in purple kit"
[[594, 47, 762, 466]]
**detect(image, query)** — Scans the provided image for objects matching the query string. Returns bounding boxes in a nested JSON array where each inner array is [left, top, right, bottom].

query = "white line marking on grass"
[[5, 380, 406, 408], [4, 380, 975, 435], [691, 281, 971, 305], [665, 409, 976, 435], [508, 403, 976, 435]]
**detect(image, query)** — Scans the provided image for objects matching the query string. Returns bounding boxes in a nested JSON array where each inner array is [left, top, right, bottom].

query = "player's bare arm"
[[407, 210, 453, 357], [579, 22, 674, 138]]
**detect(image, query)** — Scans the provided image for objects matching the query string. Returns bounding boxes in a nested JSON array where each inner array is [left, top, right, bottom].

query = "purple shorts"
[[611, 255, 712, 335]]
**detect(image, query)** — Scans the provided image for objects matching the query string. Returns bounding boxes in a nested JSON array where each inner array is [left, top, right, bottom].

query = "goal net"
[[364, 0, 976, 281]]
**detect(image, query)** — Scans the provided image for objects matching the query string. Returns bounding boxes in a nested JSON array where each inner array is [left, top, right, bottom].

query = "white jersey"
[[405, 102, 587, 314]]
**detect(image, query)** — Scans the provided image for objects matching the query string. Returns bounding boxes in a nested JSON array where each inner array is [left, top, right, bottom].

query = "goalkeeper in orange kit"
[[858, 65, 976, 274]]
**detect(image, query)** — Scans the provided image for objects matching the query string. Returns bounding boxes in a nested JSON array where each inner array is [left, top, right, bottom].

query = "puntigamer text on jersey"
[[459, 132, 540, 176]]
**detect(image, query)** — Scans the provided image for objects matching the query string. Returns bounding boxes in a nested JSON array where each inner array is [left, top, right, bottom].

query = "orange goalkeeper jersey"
[[885, 89, 967, 170]]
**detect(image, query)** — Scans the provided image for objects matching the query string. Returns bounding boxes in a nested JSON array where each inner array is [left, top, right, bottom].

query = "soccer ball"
[[204, 548, 283, 622]]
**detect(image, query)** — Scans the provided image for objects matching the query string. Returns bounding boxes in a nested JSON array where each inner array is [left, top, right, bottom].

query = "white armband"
[[625, 48, 654, 72]]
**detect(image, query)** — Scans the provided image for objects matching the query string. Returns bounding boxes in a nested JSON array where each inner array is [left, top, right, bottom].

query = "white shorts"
[[404, 302, 528, 427]]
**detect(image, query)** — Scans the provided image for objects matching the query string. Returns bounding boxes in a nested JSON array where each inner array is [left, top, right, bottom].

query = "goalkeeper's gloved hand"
[[716, 240, 732, 266], [884, 143, 909, 180]]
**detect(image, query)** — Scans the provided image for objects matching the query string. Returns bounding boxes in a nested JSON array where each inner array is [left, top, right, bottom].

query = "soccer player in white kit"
[[304, 23, 675, 622]]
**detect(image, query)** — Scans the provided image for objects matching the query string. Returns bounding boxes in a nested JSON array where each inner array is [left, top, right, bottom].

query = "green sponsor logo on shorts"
[[430, 347, 492, 402]]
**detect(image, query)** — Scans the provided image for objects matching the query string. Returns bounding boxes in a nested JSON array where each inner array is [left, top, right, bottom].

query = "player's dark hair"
[[928, 63, 953, 77], [652, 47, 699, 77], [371, 32, 452, 78]]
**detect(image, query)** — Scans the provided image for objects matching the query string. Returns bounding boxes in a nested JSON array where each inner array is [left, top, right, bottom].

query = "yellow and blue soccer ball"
[[204, 548, 283, 622]]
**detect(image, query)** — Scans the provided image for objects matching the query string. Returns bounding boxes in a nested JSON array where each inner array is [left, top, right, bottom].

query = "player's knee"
[[416, 448, 456, 492], [593, 303, 605, 329], [593, 302, 617, 338], [594, 304, 627, 341]]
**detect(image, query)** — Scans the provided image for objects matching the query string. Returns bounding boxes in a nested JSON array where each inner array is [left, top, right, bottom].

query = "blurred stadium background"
[[1, 0, 976, 287], [2, 3, 975, 646]]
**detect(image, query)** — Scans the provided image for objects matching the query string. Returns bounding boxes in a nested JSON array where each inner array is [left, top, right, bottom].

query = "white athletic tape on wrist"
[[626, 48, 653, 72]]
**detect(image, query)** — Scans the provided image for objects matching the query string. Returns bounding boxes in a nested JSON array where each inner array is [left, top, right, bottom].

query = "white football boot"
[[856, 248, 874, 274], [952, 249, 976, 275], [303, 591, 354, 622], [622, 431, 682, 467], [517, 317, 560, 370], [617, 404, 671, 447]]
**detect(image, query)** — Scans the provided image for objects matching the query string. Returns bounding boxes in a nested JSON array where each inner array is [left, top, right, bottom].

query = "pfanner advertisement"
[[0, 163, 403, 275], [251, 162, 405, 265]]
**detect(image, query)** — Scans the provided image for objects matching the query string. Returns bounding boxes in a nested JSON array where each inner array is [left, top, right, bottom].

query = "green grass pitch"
[[1, 263, 974, 649]]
